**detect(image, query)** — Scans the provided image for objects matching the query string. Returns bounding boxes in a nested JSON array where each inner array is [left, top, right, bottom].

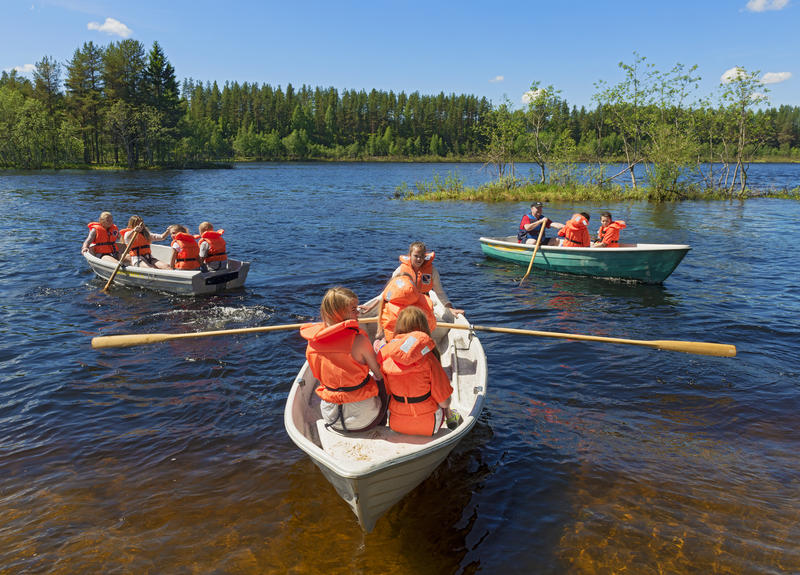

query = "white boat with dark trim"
[[284, 294, 487, 532], [83, 243, 249, 295]]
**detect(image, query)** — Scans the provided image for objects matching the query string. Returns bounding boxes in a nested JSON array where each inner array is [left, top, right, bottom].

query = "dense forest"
[[1, 40, 799, 185]]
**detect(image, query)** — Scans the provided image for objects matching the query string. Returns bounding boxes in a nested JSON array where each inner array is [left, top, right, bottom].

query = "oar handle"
[[91, 316, 379, 349], [436, 322, 736, 358]]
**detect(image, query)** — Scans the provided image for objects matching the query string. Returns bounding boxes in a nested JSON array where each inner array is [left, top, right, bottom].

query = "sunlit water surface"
[[1, 162, 798, 574]]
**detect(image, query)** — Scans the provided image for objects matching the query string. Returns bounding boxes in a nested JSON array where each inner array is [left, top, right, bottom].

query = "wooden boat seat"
[[316, 418, 451, 462]]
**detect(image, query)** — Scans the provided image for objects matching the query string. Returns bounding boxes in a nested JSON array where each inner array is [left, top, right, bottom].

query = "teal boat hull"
[[479, 236, 690, 284]]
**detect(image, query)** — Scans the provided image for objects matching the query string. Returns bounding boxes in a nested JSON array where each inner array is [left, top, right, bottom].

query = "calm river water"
[[1, 162, 799, 574]]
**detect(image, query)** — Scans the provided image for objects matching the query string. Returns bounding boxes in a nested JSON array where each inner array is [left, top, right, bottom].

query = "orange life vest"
[[120, 228, 151, 257], [172, 232, 200, 270], [398, 251, 435, 294], [300, 320, 380, 404], [558, 214, 590, 247], [87, 222, 119, 255], [596, 220, 627, 247], [198, 230, 227, 263], [378, 331, 452, 436], [380, 275, 437, 342]]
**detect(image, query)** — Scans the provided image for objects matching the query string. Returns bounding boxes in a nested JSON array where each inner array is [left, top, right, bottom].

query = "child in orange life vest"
[[167, 225, 201, 270], [358, 241, 464, 317], [197, 221, 227, 271], [120, 215, 171, 269], [82, 211, 120, 262], [592, 211, 627, 248], [396, 241, 464, 315], [300, 287, 388, 433], [558, 212, 591, 247], [374, 273, 438, 352], [378, 306, 453, 436]]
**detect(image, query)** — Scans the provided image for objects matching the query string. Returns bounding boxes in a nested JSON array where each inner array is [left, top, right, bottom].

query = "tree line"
[[1, 42, 799, 188]]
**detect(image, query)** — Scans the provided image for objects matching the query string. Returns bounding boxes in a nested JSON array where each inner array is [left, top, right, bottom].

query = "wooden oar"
[[102, 229, 140, 292], [436, 322, 736, 357], [91, 317, 380, 349], [519, 222, 546, 286]]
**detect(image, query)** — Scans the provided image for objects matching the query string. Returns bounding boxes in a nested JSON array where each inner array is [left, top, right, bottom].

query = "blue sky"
[[2, 0, 797, 109]]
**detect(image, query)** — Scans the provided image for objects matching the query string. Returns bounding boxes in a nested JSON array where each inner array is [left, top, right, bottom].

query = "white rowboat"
[[84, 243, 250, 295], [284, 294, 487, 531]]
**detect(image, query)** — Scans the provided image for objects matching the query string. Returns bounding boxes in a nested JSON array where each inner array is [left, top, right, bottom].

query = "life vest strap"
[[176, 257, 199, 262], [322, 373, 372, 393], [325, 404, 348, 432], [391, 391, 432, 404]]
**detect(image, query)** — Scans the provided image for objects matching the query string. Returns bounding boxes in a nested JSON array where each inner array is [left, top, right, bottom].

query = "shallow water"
[[1, 162, 799, 573]]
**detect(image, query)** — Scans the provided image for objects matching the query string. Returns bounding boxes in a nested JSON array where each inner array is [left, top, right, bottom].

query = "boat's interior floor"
[[316, 418, 453, 461]]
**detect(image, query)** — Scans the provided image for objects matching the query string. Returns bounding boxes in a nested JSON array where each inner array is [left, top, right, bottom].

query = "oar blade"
[[653, 340, 737, 357], [92, 333, 177, 349]]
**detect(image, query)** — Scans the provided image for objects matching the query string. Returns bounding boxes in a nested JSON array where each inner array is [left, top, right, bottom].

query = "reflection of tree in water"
[[263, 423, 495, 574]]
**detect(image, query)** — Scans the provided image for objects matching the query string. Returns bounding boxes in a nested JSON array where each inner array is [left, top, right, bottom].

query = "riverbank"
[[3, 155, 800, 171]]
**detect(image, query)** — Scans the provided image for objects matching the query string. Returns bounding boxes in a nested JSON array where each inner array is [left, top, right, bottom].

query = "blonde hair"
[[320, 286, 358, 326], [127, 215, 150, 240], [395, 305, 440, 360], [168, 224, 188, 235], [408, 241, 427, 255], [395, 306, 430, 335], [199, 221, 213, 234], [99, 211, 112, 222]]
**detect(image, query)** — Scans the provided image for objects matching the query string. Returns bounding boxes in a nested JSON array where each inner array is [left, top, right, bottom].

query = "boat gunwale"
[[83, 250, 249, 280]]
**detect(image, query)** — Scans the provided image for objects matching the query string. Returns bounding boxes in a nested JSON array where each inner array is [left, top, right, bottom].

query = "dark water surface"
[[1, 162, 799, 574]]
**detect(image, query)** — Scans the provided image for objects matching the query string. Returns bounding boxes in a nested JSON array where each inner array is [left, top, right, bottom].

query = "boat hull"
[[284, 296, 486, 531], [83, 243, 249, 295], [480, 236, 690, 284]]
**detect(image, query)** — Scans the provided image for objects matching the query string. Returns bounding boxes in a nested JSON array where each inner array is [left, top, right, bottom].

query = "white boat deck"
[[316, 419, 454, 472]]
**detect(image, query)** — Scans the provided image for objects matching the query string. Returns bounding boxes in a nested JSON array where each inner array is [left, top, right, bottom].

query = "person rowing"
[[120, 216, 171, 269], [518, 202, 564, 246]]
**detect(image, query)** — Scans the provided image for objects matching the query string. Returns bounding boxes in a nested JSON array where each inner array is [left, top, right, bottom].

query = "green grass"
[[396, 173, 798, 202]]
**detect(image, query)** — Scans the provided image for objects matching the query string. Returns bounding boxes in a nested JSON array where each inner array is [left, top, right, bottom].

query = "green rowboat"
[[479, 236, 690, 284]]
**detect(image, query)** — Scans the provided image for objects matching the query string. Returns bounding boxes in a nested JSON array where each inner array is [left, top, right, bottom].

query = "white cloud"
[[4, 63, 35, 75], [762, 71, 792, 84], [87, 17, 132, 38], [745, 0, 789, 11], [521, 88, 546, 104], [489, 75, 504, 83], [721, 67, 747, 83]]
